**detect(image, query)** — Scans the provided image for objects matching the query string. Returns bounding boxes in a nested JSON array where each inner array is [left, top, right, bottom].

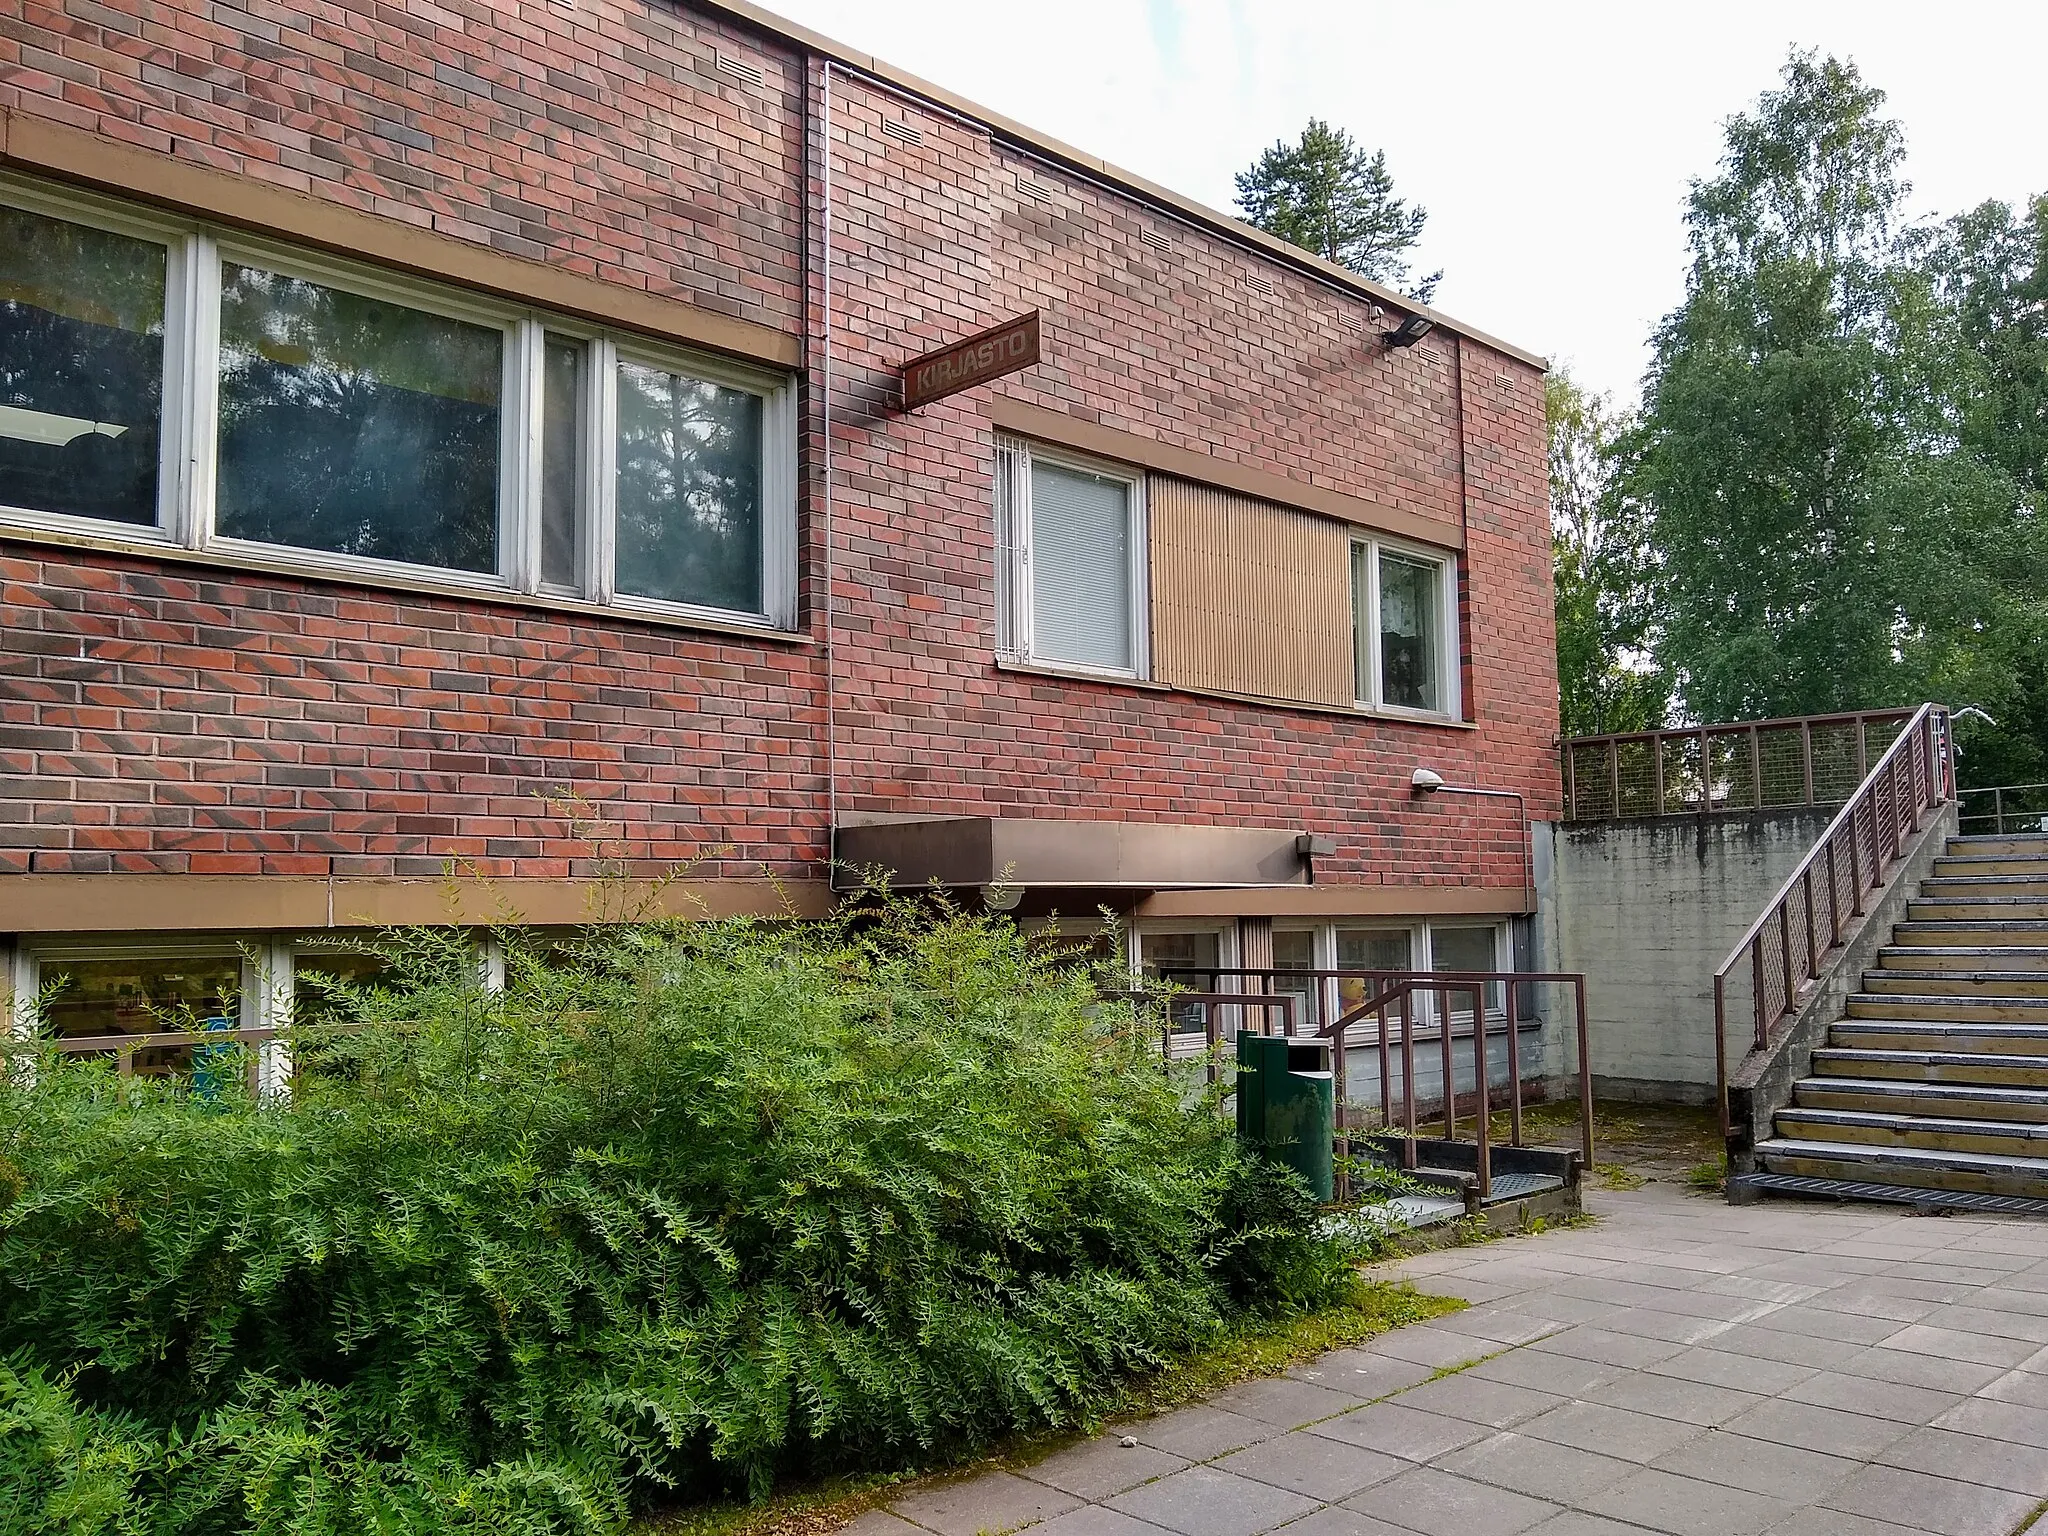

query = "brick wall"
[[0, 1, 1558, 900]]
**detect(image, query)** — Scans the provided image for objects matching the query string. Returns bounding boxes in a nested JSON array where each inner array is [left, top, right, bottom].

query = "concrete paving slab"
[[1204, 1376, 1371, 1428], [1307, 1402, 1491, 1462], [1820, 1464, 2038, 1536], [1105, 1467, 1319, 1536], [1122, 1406, 1279, 1461], [1778, 1370, 1965, 1425], [1385, 1374, 1563, 1430], [1343, 1465, 1559, 1536], [1578, 1467, 1798, 1536], [1024, 1439, 1191, 1500], [1212, 1434, 1404, 1502], [1284, 1350, 1437, 1401], [1433, 1431, 1636, 1504], [1875, 1423, 2048, 1495], [1513, 1400, 1705, 1464], [1648, 1430, 1859, 1501], [890, 1472, 1083, 1536]]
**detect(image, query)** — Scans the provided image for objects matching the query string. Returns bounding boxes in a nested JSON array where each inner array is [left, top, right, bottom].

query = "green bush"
[[0, 897, 1360, 1534]]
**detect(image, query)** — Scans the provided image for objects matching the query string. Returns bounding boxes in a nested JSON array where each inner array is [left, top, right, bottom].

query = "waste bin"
[[1236, 1031, 1335, 1203]]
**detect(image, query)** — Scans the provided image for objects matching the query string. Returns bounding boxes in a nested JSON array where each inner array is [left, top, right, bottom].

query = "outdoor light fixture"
[[1410, 767, 1445, 794], [981, 882, 1024, 913], [1384, 313, 1434, 348]]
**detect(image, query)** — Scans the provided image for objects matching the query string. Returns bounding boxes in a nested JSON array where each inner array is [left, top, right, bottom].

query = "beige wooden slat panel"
[[1149, 476, 1354, 707]]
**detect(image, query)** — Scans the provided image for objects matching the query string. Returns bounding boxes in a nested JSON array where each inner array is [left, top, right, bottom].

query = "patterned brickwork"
[[0, 3, 1557, 899]]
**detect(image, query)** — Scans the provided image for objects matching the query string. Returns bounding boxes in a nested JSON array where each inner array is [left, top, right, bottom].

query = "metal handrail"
[[1145, 966, 1593, 1202], [1957, 782, 2048, 836], [1709, 702, 1954, 1137], [1562, 707, 1917, 822]]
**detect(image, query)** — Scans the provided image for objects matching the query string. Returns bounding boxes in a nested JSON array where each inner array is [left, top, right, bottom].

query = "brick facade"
[[0, 0, 1556, 919]]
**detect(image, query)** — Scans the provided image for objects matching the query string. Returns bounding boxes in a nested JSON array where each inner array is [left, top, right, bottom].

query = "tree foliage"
[[1621, 51, 2043, 772], [0, 898, 1365, 1535], [1234, 120, 1439, 302], [1548, 371, 1665, 737]]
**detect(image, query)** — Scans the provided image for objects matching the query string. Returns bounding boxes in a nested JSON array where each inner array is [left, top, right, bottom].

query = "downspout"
[[820, 58, 839, 843]]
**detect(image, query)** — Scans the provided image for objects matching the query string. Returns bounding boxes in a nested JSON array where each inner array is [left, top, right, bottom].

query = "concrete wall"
[[1537, 810, 1835, 1103]]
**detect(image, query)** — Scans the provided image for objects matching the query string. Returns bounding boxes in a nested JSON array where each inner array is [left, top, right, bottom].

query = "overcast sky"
[[769, 0, 2048, 407]]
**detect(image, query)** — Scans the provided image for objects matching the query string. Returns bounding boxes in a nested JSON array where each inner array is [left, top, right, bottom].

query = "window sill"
[[996, 657, 1477, 728], [0, 522, 811, 647]]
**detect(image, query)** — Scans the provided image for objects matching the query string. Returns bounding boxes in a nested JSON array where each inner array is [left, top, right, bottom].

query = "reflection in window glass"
[[0, 207, 164, 526], [1336, 927, 1413, 1023], [1379, 551, 1442, 712], [39, 953, 240, 1077], [1431, 924, 1501, 1017], [216, 264, 503, 572], [614, 359, 762, 613], [1271, 929, 1322, 1035], [540, 335, 582, 589], [1141, 930, 1222, 1035], [291, 950, 390, 1029]]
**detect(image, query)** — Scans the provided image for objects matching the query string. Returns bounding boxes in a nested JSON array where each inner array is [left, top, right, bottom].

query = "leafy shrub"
[[0, 896, 1360, 1534]]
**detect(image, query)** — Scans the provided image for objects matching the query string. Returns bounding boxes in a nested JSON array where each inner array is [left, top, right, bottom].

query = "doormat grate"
[[1736, 1172, 2048, 1217]]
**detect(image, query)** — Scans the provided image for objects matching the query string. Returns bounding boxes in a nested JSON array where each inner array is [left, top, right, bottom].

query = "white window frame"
[[995, 435, 1149, 680], [12, 937, 291, 1096], [1352, 534, 1461, 720], [0, 172, 799, 633]]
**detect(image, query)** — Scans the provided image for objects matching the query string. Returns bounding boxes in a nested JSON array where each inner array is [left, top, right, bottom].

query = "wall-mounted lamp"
[[1384, 313, 1434, 349], [1409, 767, 1532, 906], [981, 882, 1023, 913]]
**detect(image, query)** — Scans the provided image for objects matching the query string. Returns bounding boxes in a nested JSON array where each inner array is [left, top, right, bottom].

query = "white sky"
[[768, 0, 2048, 407]]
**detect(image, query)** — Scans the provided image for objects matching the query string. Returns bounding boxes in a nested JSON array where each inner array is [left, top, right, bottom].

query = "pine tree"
[[1233, 119, 1439, 301]]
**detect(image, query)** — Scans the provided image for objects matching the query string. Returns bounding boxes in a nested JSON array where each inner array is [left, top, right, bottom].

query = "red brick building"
[[0, 0, 1556, 1043]]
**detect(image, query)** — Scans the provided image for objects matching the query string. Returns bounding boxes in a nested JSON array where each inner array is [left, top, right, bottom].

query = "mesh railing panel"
[[1563, 710, 1918, 823]]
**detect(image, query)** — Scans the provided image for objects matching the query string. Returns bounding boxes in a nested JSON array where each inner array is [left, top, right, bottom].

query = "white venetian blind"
[[1029, 459, 1132, 670]]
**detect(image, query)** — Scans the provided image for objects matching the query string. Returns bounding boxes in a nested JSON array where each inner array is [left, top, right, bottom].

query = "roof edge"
[[703, 0, 1550, 373]]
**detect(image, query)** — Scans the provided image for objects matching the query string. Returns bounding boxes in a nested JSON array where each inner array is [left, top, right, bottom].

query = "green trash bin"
[[1236, 1031, 1335, 1203]]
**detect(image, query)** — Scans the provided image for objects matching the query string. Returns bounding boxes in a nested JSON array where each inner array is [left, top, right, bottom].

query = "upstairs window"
[[0, 177, 797, 631], [0, 205, 166, 529], [1352, 538, 1459, 718], [995, 436, 1147, 677]]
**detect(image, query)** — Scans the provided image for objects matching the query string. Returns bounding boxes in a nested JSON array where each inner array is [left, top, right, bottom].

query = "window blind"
[[1029, 459, 1132, 670]]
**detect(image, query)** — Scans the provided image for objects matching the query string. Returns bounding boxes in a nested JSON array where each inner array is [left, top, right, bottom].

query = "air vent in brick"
[[1245, 274, 1276, 298], [879, 118, 926, 147], [1139, 228, 1172, 255], [713, 49, 764, 88], [1017, 176, 1058, 204]]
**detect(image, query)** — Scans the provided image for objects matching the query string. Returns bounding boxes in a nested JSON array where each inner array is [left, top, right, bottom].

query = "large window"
[[1352, 539, 1459, 717], [0, 179, 797, 630], [995, 437, 1147, 677]]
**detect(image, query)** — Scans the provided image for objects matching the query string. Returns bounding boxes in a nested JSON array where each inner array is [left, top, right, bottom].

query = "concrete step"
[[1811, 1046, 2048, 1089], [1878, 946, 2048, 973], [1922, 876, 2048, 899], [1774, 1106, 2048, 1157], [1933, 855, 2048, 878], [1830, 1019, 2048, 1056], [1896, 921, 2048, 946], [1862, 970, 2048, 997], [1793, 1075, 2048, 1122], [1950, 835, 2048, 856], [1754, 1137, 2048, 1198], [1731, 1171, 2048, 1216], [1847, 992, 2048, 1022], [1910, 899, 2048, 922]]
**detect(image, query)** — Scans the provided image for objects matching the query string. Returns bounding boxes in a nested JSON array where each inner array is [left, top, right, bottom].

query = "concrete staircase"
[[1738, 832, 2048, 1213]]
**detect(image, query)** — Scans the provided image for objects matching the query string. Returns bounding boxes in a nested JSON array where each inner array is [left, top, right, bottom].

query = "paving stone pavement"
[[860, 1183, 2048, 1536]]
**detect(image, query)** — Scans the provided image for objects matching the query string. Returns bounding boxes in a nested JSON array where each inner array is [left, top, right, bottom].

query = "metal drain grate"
[[1736, 1172, 2048, 1217]]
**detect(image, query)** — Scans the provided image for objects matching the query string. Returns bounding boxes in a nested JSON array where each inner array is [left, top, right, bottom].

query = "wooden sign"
[[899, 311, 1041, 410]]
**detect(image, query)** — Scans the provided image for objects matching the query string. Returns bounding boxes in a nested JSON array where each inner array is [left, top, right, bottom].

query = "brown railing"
[[1710, 703, 1954, 1135], [1562, 708, 1917, 822], [1959, 782, 2048, 837], [1148, 967, 1592, 1202]]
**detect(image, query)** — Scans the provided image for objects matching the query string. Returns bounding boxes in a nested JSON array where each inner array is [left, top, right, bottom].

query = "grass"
[[1686, 1156, 1729, 1194], [634, 1279, 1461, 1536]]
